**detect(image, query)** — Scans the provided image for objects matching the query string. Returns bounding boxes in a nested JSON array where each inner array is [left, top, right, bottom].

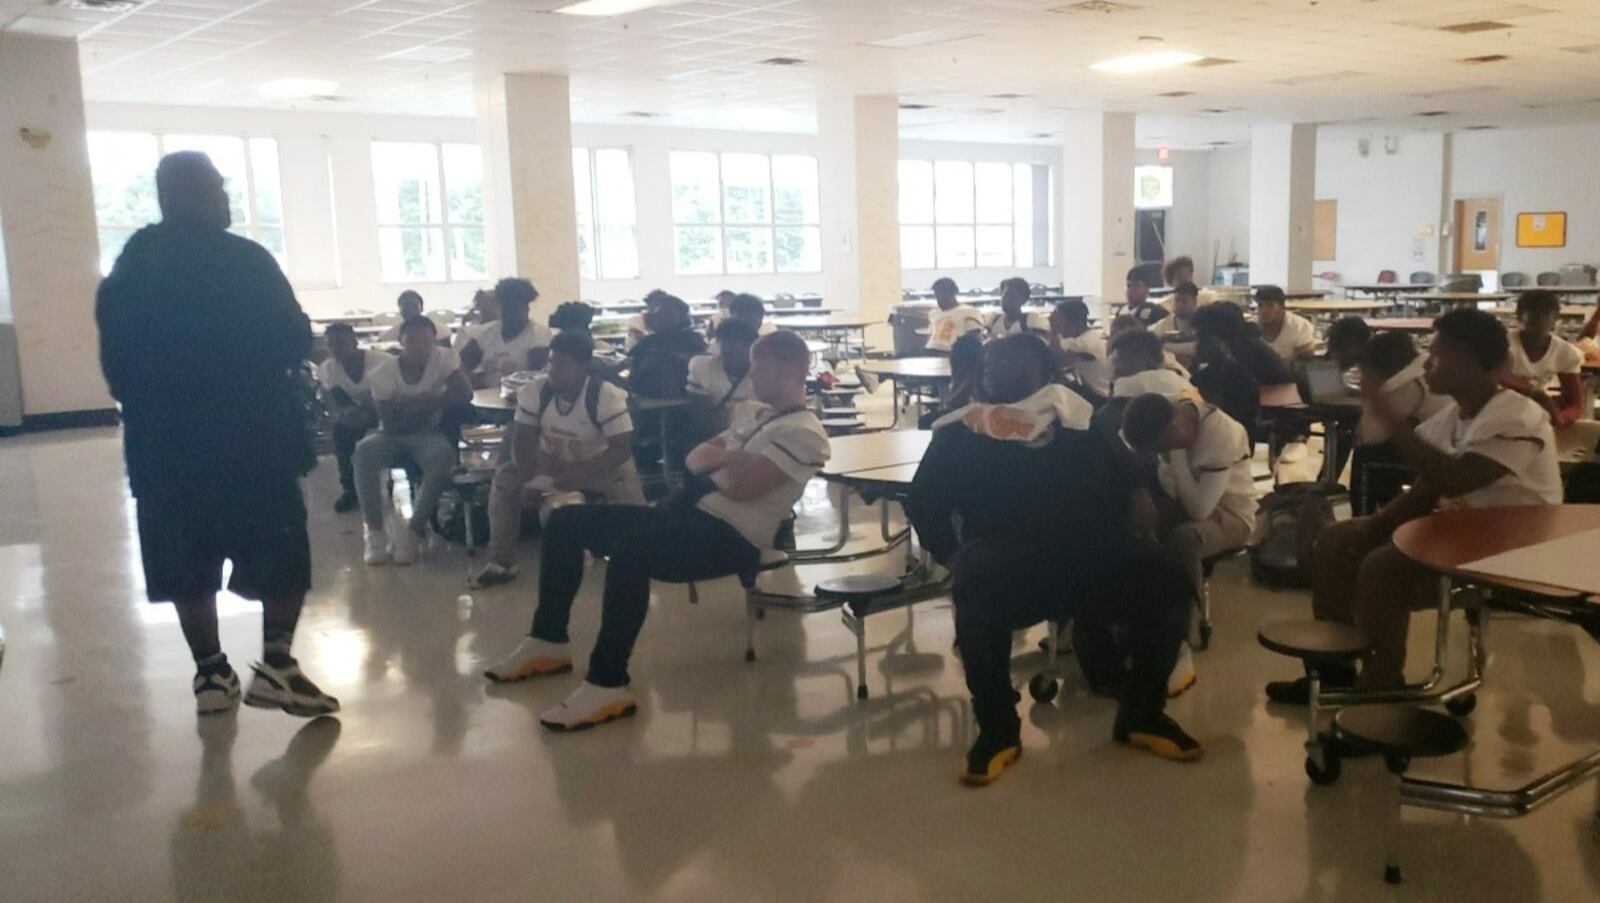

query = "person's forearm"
[[1584, 310, 1600, 341], [559, 445, 631, 486], [1168, 451, 1227, 522], [685, 439, 730, 475], [1370, 483, 1440, 535], [1555, 374, 1584, 426]]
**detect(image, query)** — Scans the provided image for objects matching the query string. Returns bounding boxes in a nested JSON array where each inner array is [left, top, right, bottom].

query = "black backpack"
[[1249, 481, 1348, 588], [536, 378, 604, 431]]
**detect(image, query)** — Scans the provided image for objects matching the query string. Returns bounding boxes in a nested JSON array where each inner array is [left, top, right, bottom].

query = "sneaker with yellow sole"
[[538, 682, 638, 731], [483, 636, 573, 683], [959, 730, 1022, 787], [1167, 641, 1197, 698], [1113, 711, 1204, 763]]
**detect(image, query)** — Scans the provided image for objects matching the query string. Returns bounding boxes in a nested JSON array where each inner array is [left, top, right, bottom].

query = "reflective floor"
[[2, 426, 1599, 902]]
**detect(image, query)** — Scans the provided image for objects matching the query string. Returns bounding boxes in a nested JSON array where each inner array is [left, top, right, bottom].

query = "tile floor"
[[1, 424, 1598, 902]]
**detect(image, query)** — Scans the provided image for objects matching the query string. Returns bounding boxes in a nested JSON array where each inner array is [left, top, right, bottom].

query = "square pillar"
[[0, 33, 112, 420], [1248, 123, 1318, 290], [1060, 112, 1136, 303], [818, 96, 901, 329], [475, 73, 581, 315]]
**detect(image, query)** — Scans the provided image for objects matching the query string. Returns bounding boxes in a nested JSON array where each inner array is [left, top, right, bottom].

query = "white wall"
[[1135, 148, 1212, 285], [1207, 146, 1251, 273], [1452, 122, 1600, 280], [1314, 132, 1444, 283]]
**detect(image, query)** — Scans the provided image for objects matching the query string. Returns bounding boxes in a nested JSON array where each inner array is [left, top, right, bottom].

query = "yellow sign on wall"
[[1516, 211, 1566, 248]]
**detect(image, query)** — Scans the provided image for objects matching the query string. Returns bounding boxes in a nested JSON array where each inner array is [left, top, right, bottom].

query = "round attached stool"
[[819, 574, 907, 700], [1333, 705, 1470, 885], [1258, 620, 1370, 785]]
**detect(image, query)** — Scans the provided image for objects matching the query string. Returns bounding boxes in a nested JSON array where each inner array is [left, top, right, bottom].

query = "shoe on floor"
[[363, 529, 391, 566], [539, 682, 638, 731], [333, 491, 358, 514], [390, 525, 419, 566], [1114, 711, 1204, 763], [1265, 665, 1356, 706], [960, 730, 1022, 787], [194, 663, 241, 715], [1167, 641, 1197, 698], [484, 636, 572, 683], [244, 659, 341, 717], [468, 561, 519, 590]]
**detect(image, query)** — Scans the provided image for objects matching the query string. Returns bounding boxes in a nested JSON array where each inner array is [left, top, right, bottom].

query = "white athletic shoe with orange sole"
[[483, 637, 573, 683], [538, 682, 638, 731]]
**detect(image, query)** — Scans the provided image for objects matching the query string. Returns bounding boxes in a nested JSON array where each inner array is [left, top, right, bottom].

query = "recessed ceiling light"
[[554, 0, 685, 16], [862, 27, 983, 49], [258, 78, 340, 99], [1091, 50, 1202, 72]]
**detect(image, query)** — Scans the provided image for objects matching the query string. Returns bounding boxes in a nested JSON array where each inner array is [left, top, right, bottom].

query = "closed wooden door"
[[1454, 197, 1501, 271]]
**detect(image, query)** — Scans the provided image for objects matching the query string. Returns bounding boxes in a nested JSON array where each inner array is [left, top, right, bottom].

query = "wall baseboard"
[[3, 408, 121, 436]]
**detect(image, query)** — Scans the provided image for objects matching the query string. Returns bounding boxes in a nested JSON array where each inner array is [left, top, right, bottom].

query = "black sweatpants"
[[951, 537, 1190, 737], [530, 503, 760, 687]]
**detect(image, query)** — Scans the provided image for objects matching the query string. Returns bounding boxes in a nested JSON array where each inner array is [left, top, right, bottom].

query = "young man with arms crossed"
[[459, 277, 552, 388], [318, 323, 379, 514], [483, 332, 830, 731]]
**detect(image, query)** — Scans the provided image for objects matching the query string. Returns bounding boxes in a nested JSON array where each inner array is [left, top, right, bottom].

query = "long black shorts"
[[134, 480, 311, 604]]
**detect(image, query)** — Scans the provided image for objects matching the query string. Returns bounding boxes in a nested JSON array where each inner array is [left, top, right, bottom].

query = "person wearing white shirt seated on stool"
[[1156, 281, 1202, 362], [1349, 331, 1451, 514], [459, 277, 552, 389], [453, 288, 499, 349], [484, 331, 831, 732], [1050, 298, 1111, 403], [1254, 285, 1316, 364], [987, 277, 1050, 340], [355, 316, 472, 566], [1504, 289, 1585, 426], [688, 318, 758, 439], [1267, 309, 1563, 702], [317, 323, 379, 513], [925, 277, 986, 353], [377, 289, 426, 343], [1122, 392, 1258, 698], [469, 330, 643, 590], [1125, 269, 1169, 330]]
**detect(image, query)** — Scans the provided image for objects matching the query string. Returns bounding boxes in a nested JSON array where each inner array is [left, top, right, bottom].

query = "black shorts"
[[134, 480, 312, 604]]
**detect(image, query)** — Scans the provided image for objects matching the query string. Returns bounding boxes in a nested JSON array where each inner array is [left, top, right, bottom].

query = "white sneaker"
[[1167, 641, 1198, 698], [364, 529, 391, 566], [483, 636, 573, 683], [391, 525, 419, 566], [194, 665, 241, 715], [538, 681, 638, 731], [243, 659, 341, 717], [467, 561, 518, 589]]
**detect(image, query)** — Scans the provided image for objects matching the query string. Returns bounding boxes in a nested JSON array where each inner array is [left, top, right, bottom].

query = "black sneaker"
[[1265, 666, 1356, 706], [333, 491, 358, 514], [194, 663, 241, 715], [1113, 711, 1204, 762], [960, 729, 1022, 786], [244, 659, 341, 717]]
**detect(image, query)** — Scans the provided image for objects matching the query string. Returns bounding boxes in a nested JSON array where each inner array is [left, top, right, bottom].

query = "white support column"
[[1248, 123, 1318, 290], [0, 33, 112, 420], [475, 73, 580, 317], [818, 95, 901, 334], [1059, 112, 1136, 304]]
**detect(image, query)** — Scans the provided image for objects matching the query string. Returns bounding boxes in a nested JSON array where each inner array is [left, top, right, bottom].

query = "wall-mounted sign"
[[1516, 211, 1566, 248], [1134, 165, 1173, 209]]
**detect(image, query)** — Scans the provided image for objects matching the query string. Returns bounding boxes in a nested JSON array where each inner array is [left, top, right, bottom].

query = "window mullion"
[[716, 154, 728, 275], [241, 135, 260, 243], [436, 143, 452, 282]]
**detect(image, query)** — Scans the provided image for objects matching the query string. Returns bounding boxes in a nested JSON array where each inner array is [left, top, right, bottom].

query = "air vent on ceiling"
[[1463, 124, 1499, 130], [1206, 140, 1231, 146], [623, 111, 661, 118], [1030, 132, 1055, 139], [68, 0, 142, 9], [1199, 107, 1236, 114], [1051, 1, 1139, 13], [1415, 110, 1451, 117], [1561, 44, 1600, 54], [1438, 20, 1513, 34], [1157, 90, 1194, 97], [969, 108, 1005, 115], [757, 57, 805, 66], [1191, 57, 1237, 68], [898, 103, 934, 110], [1459, 54, 1509, 64], [989, 93, 1028, 99]]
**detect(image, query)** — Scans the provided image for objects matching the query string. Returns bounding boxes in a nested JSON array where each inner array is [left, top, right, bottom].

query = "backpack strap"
[[584, 376, 604, 430], [536, 380, 555, 419]]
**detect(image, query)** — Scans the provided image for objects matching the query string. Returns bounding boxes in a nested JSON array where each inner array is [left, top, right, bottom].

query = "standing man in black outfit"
[[96, 151, 338, 718], [907, 334, 1202, 786]]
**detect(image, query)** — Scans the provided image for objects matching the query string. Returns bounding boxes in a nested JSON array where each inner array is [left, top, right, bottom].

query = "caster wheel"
[[1306, 751, 1342, 786], [744, 649, 755, 663], [856, 684, 869, 700], [1384, 864, 1402, 885], [1028, 673, 1059, 703], [1198, 623, 1213, 651], [1446, 693, 1477, 717]]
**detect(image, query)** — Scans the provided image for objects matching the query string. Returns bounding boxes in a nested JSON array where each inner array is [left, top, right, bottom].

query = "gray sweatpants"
[[484, 458, 644, 565], [353, 430, 457, 534]]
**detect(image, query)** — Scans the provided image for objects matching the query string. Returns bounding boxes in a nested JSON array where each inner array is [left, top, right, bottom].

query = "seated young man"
[[1266, 310, 1563, 702], [925, 277, 987, 353], [355, 316, 472, 566], [1254, 285, 1316, 364], [687, 318, 759, 439], [1050, 298, 1111, 402], [378, 289, 425, 343], [317, 323, 379, 513], [987, 277, 1051, 339], [454, 288, 500, 348], [908, 334, 1201, 786], [1155, 281, 1201, 361], [1505, 289, 1585, 426], [469, 331, 643, 589], [459, 277, 553, 389], [1189, 302, 1267, 432], [1122, 393, 1258, 697], [919, 332, 984, 429], [1350, 331, 1450, 514], [482, 331, 830, 730], [1124, 268, 1169, 329]]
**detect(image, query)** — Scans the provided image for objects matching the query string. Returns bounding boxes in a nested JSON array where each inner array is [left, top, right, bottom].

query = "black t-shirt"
[[628, 327, 708, 399], [1128, 301, 1170, 328], [97, 222, 313, 498], [1192, 356, 1261, 439]]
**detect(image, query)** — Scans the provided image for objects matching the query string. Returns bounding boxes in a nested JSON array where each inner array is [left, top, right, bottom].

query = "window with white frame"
[[572, 147, 639, 280], [898, 159, 1053, 270], [371, 141, 484, 283], [670, 151, 821, 275], [87, 130, 286, 275]]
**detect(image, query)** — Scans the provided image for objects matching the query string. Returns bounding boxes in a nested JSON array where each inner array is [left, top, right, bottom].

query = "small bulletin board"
[[1516, 211, 1566, 248]]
